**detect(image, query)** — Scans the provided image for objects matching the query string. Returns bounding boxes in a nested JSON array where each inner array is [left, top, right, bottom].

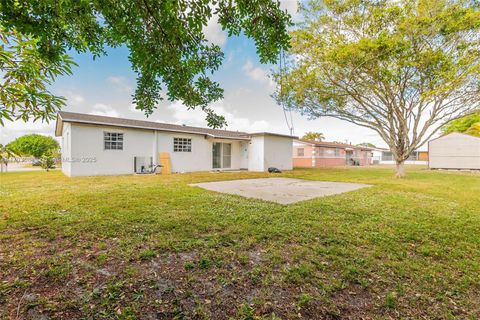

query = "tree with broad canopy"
[[275, 0, 480, 177], [7, 134, 59, 158], [0, 0, 292, 128]]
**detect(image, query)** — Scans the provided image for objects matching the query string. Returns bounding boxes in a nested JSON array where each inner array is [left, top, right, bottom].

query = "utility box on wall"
[[134, 156, 153, 173]]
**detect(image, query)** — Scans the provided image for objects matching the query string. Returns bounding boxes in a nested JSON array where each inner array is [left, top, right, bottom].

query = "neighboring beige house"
[[429, 132, 480, 170], [55, 112, 295, 176]]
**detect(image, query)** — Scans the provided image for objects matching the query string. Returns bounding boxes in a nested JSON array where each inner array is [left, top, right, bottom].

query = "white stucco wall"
[[429, 133, 480, 169], [62, 123, 244, 176], [263, 135, 293, 170], [239, 141, 249, 169], [247, 135, 293, 171], [247, 136, 265, 171], [61, 122, 72, 176], [68, 123, 154, 176], [157, 131, 210, 173]]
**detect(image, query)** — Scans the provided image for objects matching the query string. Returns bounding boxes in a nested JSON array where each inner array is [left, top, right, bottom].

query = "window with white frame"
[[297, 148, 304, 156], [335, 148, 341, 157], [173, 137, 192, 152], [104, 132, 123, 150]]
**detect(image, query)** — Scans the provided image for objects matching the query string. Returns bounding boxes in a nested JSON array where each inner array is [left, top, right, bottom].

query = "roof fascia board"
[[62, 118, 251, 140]]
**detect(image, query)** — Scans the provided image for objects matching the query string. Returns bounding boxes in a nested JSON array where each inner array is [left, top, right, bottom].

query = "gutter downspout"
[[153, 130, 158, 167]]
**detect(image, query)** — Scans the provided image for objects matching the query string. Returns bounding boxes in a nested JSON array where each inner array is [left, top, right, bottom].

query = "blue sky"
[[0, 1, 384, 146]]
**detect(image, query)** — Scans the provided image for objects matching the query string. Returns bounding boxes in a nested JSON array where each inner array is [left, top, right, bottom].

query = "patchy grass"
[[0, 166, 479, 319]]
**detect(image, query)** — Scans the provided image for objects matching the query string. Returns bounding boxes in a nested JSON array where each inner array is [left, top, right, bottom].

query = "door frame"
[[212, 142, 232, 169]]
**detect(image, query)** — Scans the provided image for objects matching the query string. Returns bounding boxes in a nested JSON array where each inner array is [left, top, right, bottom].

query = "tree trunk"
[[395, 161, 405, 178]]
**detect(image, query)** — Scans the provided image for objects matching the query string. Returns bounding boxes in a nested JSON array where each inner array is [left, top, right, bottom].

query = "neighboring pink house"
[[293, 139, 372, 168]]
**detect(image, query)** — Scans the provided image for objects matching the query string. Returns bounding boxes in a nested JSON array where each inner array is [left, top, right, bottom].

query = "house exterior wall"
[[292, 144, 313, 167], [247, 135, 293, 171], [293, 143, 371, 167], [315, 157, 346, 167], [239, 141, 249, 169], [63, 123, 245, 176], [418, 151, 428, 161], [355, 150, 372, 166], [61, 122, 72, 176], [156, 131, 210, 173], [67, 123, 155, 176], [263, 135, 293, 171], [293, 157, 313, 167], [247, 136, 265, 171], [377, 149, 428, 165], [429, 133, 480, 169]]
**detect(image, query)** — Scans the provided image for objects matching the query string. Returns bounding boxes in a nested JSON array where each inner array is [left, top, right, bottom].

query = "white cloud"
[[0, 119, 56, 143], [226, 52, 235, 64], [167, 101, 273, 133], [279, 0, 299, 15], [129, 103, 142, 113], [63, 92, 85, 106], [107, 76, 133, 93], [204, 15, 227, 47], [90, 103, 120, 117], [107, 76, 125, 84], [242, 60, 275, 89]]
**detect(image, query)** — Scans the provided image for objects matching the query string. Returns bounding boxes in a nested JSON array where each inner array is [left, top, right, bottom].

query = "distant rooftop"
[[296, 139, 374, 150]]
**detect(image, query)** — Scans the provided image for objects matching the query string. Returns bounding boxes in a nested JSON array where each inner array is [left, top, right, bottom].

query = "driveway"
[[190, 177, 371, 204], [1, 163, 43, 173]]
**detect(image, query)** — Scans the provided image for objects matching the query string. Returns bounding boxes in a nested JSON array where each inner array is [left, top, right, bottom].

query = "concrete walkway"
[[190, 177, 371, 204]]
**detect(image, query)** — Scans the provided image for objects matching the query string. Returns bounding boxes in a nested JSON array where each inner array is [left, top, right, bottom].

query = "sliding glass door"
[[213, 142, 222, 169], [212, 142, 232, 169], [222, 143, 231, 168]]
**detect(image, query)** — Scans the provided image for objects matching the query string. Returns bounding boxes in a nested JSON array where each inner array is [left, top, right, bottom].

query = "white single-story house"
[[429, 132, 480, 170], [55, 112, 295, 176], [371, 148, 428, 165]]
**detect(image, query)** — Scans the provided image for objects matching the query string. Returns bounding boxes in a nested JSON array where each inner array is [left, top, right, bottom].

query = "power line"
[[278, 48, 294, 136]]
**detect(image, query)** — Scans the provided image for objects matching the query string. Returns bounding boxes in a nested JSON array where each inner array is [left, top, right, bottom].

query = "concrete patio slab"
[[190, 177, 371, 204]]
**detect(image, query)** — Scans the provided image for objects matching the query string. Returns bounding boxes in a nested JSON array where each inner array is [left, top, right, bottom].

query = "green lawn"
[[1, 167, 479, 319]]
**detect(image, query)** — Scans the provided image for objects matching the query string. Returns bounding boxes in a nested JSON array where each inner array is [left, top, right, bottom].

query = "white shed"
[[428, 132, 480, 170]]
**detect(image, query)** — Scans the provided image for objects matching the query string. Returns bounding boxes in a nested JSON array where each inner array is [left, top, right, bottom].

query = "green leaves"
[[302, 131, 324, 141], [0, 26, 77, 125], [6, 134, 60, 158], [277, 0, 480, 174], [0, 0, 292, 128], [0, 143, 17, 165], [442, 112, 480, 137]]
